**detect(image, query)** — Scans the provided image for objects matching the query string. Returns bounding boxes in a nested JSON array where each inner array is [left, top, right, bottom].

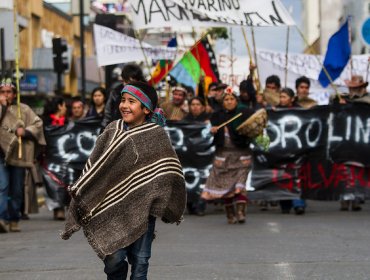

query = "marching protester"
[[332, 75, 370, 211], [102, 63, 147, 128], [207, 82, 228, 112], [42, 96, 67, 127], [239, 79, 257, 110], [69, 99, 86, 122], [160, 86, 188, 120], [184, 97, 211, 123], [239, 64, 258, 110], [61, 81, 186, 280], [0, 79, 46, 233], [263, 75, 281, 107], [86, 87, 107, 118], [184, 97, 211, 216], [42, 96, 69, 220], [201, 87, 254, 224], [277, 87, 306, 215], [295, 76, 318, 108], [257, 75, 282, 211]]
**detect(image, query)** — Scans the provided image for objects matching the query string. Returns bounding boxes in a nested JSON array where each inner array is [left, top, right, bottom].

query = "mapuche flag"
[[170, 37, 220, 90], [149, 37, 177, 85]]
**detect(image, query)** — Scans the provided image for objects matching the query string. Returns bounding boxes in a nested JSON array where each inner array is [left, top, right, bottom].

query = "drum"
[[236, 108, 268, 138]]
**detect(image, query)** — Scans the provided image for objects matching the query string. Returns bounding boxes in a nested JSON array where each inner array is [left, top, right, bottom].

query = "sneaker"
[[340, 201, 349, 211], [9, 221, 21, 232], [0, 220, 9, 233], [294, 207, 305, 215], [351, 201, 362, 212]]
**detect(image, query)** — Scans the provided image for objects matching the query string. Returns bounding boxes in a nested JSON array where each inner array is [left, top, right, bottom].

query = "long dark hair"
[[43, 96, 65, 117], [90, 87, 107, 106]]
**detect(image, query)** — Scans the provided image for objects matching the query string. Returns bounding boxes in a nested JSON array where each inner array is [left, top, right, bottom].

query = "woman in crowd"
[[184, 97, 211, 216], [86, 87, 107, 118], [277, 88, 306, 215], [42, 96, 67, 127], [42, 96, 69, 221], [201, 88, 254, 224], [184, 97, 210, 122]]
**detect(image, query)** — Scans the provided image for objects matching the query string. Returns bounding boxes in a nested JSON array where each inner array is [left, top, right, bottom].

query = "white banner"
[[217, 50, 370, 105], [93, 24, 178, 66], [129, 0, 295, 30]]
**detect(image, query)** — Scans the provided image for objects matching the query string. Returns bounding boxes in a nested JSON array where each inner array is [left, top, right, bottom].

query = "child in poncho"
[[61, 82, 186, 280]]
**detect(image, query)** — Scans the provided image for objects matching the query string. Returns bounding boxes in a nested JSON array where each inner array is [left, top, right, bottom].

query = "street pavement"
[[0, 200, 370, 280]]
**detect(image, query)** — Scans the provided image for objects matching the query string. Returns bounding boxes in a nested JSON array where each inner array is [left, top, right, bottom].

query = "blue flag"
[[318, 19, 351, 87]]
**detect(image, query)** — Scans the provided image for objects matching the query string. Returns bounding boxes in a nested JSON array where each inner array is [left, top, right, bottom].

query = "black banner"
[[42, 103, 370, 202], [251, 103, 370, 200]]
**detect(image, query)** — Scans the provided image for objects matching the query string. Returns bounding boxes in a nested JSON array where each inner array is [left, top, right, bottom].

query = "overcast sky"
[[216, 0, 304, 55]]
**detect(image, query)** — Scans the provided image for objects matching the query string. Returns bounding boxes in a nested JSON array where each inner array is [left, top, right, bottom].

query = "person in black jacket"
[[101, 63, 146, 128]]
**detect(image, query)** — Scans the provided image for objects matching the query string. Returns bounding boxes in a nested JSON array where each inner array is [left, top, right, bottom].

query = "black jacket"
[[210, 105, 253, 149]]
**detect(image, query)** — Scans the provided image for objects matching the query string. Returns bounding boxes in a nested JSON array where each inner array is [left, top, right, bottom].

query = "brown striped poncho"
[[61, 120, 186, 259]]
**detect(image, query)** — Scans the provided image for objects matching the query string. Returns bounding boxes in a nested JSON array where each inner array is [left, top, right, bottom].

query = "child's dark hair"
[[189, 96, 206, 106], [281, 87, 295, 98], [42, 96, 65, 118], [121, 63, 146, 83], [265, 75, 281, 88]]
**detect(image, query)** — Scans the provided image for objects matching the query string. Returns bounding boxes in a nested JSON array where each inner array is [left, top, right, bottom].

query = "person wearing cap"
[[160, 86, 188, 120], [61, 81, 186, 280], [207, 82, 228, 112], [295, 76, 318, 109], [333, 75, 369, 211], [344, 75, 370, 103], [0, 79, 45, 233]]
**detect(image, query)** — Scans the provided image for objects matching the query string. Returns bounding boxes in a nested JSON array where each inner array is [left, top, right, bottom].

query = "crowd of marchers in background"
[[1, 62, 369, 233]]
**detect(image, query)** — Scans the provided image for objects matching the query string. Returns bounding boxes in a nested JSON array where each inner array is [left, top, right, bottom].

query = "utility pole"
[[79, 0, 86, 101]]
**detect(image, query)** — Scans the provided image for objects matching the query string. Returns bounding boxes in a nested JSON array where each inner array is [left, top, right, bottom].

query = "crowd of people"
[[0, 62, 369, 234], [1, 62, 369, 279]]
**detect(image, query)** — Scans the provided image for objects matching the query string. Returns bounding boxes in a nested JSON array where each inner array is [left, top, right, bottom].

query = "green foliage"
[[254, 134, 270, 152], [207, 27, 229, 40]]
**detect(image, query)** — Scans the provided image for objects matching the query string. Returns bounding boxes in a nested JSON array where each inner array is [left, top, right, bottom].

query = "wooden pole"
[[216, 113, 242, 130], [241, 27, 253, 65], [284, 26, 290, 88], [13, 0, 22, 159], [348, 17, 353, 77], [250, 27, 261, 92], [134, 30, 152, 83]]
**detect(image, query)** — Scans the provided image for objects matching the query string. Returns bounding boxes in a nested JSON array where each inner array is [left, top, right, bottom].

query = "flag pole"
[[241, 27, 253, 65], [13, 0, 22, 159], [295, 26, 340, 97], [348, 16, 353, 77], [230, 27, 234, 82], [192, 27, 201, 96], [284, 26, 290, 88], [134, 30, 152, 83], [251, 27, 261, 92]]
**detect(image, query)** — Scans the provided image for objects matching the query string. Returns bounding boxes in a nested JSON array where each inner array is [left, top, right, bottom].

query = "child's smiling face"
[[119, 93, 150, 128]]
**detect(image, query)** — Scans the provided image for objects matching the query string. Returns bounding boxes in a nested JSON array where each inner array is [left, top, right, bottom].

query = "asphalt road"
[[0, 200, 369, 280]]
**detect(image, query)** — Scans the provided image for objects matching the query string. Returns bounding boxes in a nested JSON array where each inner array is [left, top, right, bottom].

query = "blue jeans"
[[0, 157, 25, 222], [104, 216, 156, 280]]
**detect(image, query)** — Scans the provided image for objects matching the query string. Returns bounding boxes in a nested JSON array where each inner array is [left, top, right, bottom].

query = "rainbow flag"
[[149, 37, 177, 85], [170, 37, 219, 90]]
